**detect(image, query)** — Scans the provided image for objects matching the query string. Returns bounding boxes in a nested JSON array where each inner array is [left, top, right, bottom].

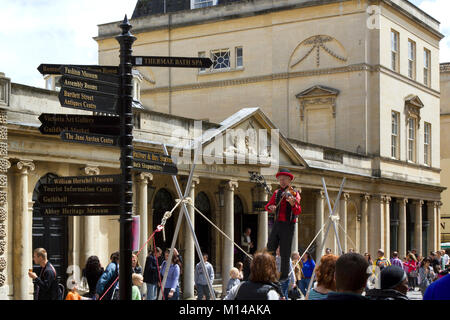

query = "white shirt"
[[443, 254, 449, 266]]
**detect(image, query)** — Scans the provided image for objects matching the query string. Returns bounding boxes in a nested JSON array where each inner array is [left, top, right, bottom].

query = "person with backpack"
[[28, 248, 59, 300], [374, 249, 391, 271], [224, 251, 282, 300], [95, 251, 119, 300]]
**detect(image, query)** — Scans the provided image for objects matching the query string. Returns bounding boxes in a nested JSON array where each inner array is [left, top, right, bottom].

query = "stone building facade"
[[440, 62, 450, 244]]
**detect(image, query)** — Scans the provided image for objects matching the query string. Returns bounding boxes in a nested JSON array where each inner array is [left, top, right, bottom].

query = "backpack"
[[377, 258, 391, 271], [57, 283, 65, 300]]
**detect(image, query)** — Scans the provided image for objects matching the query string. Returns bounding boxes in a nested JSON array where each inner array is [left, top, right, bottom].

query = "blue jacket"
[[301, 259, 316, 278], [160, 261, 180, 291], [423, 274, 450, 300], [95, 262, 118, 295]]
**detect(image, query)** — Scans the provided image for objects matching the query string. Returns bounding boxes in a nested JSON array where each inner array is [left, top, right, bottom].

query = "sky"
[[0, 0, 448, 88]]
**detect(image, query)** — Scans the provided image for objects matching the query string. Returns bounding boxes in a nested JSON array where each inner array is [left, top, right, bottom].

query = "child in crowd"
[[132, 273, 144, 300], [65, 280, 82, 300], [226, 267, 241, 295]]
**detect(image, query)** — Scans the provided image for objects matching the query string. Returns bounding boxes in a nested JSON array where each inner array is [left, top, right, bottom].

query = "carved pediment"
[[296, 85, 340, 99], [296, 85, 340, 120], [199, 108, 308, 171], [405, 95, 424, 125]]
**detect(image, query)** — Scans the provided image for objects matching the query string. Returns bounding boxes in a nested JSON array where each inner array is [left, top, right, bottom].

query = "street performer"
[[265, 168, 301, 282]]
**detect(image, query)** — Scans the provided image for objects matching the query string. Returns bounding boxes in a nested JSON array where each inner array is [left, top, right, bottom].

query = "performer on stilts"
[[265, 168, 301, 282]]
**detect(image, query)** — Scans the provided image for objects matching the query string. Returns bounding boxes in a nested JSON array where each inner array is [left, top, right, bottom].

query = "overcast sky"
[[0, 0, 448, 88]]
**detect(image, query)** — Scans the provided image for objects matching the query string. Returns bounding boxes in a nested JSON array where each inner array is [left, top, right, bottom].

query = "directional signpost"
[[39, 113, 120, 136], [34, 174, 121, 216], [132, 149, 178, 175], [37, 63, 118, 75], [132, 56, 213, 68], [36, 15, 212, 300]]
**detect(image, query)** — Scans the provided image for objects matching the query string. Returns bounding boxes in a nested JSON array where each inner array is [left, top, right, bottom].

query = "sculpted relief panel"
[[290, 35, 348, 70]]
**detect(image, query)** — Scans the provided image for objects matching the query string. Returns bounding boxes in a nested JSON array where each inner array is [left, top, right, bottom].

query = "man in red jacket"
[[265, 168, 301, 281]]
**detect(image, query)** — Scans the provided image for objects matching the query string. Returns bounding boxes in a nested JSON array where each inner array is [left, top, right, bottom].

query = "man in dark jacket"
[[143, 247, 162, 300], [325, 253, 370, 301], [366, 265, 409, 300], [28, 248, 59, 300]]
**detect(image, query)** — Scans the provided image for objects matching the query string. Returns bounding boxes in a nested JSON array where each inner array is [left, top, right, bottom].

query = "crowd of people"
[[28, 245, 450, 301]]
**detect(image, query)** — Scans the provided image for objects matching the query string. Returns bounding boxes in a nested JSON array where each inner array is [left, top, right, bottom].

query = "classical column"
[[360, 194, 370, 255], [255, 185, 270, 252], [437, 202, 442, 251], [369, 195, 384, 257], [136, 172, 153, 270], [81, 166, 100, 268], [13, 160, 35, 300], [383, 196, 391, 257], [183, 177, 199, 300], [413, 200, 424, 257], [338, 193, 349, 253], [222, 180, 238, 293], [291, 188, 301, 254], [397, 198, 408, 258], [315, 190, 325, 260], [426, 202, 436, 253]]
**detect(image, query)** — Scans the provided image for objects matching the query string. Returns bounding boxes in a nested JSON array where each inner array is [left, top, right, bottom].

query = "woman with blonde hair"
[[306, 254, 338, 300]]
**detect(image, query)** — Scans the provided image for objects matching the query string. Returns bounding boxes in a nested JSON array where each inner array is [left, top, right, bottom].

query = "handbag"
[[78, 276, 90, 295], [288, 287, 301, 300]]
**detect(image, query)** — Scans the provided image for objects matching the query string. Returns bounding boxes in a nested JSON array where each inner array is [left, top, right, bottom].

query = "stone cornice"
[[141, 63, 440, 98]]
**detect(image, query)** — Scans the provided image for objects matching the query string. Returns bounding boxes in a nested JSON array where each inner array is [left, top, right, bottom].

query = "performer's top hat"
[[275, 168, 294, 181]]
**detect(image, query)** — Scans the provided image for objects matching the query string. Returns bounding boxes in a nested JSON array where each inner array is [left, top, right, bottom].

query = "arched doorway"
[[194, 192, 212, 265], [152, 188, 175, 252], [32, 173, 68, 284]]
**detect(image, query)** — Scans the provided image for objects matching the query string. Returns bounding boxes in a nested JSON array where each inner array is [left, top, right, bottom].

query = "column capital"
[[342, 192, 350, 200], [81, 165, 100, 176], [361, 193, 371, 202], [15, 160, 35, 173], [411, 199, 424, 206], [315, 189, 325, 199], [181, 176, 200, 187], [136, 172, 153, 184], [427, 201, 437, 208], [381, 195, 391, 203], [396, 198, 408, 205], [224, 180, 238, 191]]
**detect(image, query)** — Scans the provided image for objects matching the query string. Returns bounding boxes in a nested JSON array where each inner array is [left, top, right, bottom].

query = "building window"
[[408, 40, 416, 79], [391, 30, 399, 72], [391, 111, 400, 159], [408, 117, 416, 162], [211, 49, 231, 70], [191, 0, 217, 9], [424, 48, 431, 86], [424, 122, 431, 166], [236, 47, 243, 68]]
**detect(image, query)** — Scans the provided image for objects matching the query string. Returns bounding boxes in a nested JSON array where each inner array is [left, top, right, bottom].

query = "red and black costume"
[[265, 169, 301, 280]]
